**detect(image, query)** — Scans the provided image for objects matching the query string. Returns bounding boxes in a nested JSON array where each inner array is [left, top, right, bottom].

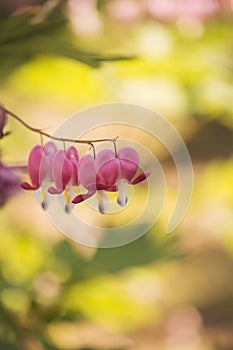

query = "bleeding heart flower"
[[116, 146, 150, 206], [0, 162, 21, 207], [71, 154, 103, 212], [21, 142, 58, 209], [21, 142, 150, 214], [72, 149, 119, 213], [48, 146, 79, 213]]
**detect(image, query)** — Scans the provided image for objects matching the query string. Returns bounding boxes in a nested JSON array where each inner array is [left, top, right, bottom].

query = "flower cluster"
[[21, 142, 150, 214], [67, 0, 230, 37]]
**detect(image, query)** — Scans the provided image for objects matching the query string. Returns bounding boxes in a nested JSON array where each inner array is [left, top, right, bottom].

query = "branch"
[[3, 107, 119, 146]]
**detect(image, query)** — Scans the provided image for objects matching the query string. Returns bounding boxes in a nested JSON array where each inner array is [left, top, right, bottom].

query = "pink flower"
[[72, 149, 119, 213], [48, 146, 79, 213], [21, 143, 150, 214], [72, 147, 150, 213], [106, 0, 145, 23], [115, 146, 150, 207], [146, 0, 219, 22], [0, 162, 21, 207], [21, 142, 57, 209]]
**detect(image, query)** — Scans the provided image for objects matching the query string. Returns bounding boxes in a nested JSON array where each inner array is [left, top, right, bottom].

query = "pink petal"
[[118, 147, 140, 181], [61, 157, 73, 188], [28, 145, 49, 187], [97, 157, 119, 186], [118, 147, 140, 166], [51, 150, 73, 192], [96, 149, 119, 186], [43, 142, 58, 180], [131, 171, 151, 185], [67, 146, 79, 186], [96, 184, 118, 192], [66, 146, 79, 161], [69, 158, 79, 186], [21, 182, 39, 190], [119, 159, 137, 182], [96, 149, 115, 168], [72, 190, 95, 204], [43, 141, 58, 157], [78, 154, 96, 190], [47, 186, 63, 194]]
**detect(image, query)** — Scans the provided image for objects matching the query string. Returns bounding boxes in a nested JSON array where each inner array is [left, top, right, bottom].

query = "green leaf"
[[0, 9, 134, 78]]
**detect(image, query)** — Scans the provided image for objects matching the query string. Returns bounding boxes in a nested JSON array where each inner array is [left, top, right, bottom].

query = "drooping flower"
[[0, 162, 21, 207], [72, 149, 119, 213], [48, 146, 79, 213], [21, 142, 150, 214], [21, 142, 58, 209], [72, 147, 150, 213], [146, 0, 219, 22], [99, 146, 150, 207]]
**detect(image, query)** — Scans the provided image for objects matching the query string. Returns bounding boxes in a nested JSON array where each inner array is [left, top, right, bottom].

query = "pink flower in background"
[[146, 0, 219, 22], [48, 146, 79, 213], [0, 162, 21, 207], [106, 0, 145, 23], [21, 142, 57, 209], [72, 147, 150, 213], [68, 0, 102, 36]]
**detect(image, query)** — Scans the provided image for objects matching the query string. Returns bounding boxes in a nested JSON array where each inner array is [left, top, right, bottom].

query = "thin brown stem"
[[63, 140, 66, 152], [89, 143, 96, 158], [40, 133, 43, 146], [4, 107, 118, 147], [113, 137, 119, 157]]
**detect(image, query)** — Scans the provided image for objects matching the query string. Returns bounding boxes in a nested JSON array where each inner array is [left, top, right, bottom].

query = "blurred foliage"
[[0, 0, 233, 349], [0, 1, 133, 78]]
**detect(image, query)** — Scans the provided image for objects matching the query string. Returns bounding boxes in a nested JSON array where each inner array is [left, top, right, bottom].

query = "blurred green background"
[[0, 1, 233, 349]]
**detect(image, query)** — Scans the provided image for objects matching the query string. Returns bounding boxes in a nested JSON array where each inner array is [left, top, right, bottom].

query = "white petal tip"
[[117, 180, 128, 207], [98, 204, 106, 214], [65, 203, 72, 214], [41, 201, 48, 211], [94, 191, 109, 214], [117, 196, 128, 207]]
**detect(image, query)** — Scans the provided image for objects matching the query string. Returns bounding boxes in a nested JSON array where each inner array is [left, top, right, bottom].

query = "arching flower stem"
[[113, 139, 118, 158], [3, 107, 119, 148]]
